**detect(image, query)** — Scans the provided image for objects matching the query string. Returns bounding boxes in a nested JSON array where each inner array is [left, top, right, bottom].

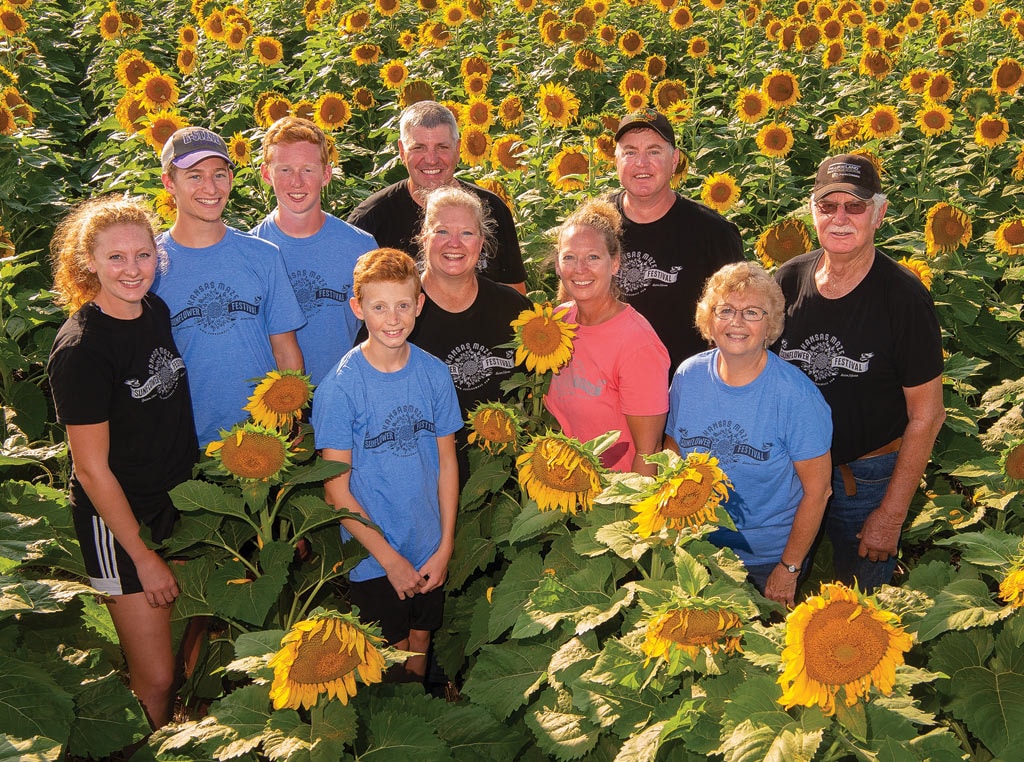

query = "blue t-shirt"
[[665, 350, 832, 566], [311, 344, 462, 582], [251, 213, 377, 385], [153, 228, 306, 446]]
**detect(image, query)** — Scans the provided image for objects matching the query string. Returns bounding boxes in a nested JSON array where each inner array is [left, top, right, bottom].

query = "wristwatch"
[[780, 560, 800, 574]]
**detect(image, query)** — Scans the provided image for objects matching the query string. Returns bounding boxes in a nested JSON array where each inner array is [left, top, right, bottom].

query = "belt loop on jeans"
[[836, 437, 903, 497]]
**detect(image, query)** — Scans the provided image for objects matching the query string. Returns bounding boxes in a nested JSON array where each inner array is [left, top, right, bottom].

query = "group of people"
[[46, 98, 944, 728]]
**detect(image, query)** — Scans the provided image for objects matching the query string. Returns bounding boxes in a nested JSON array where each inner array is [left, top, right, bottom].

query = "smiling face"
[[398, 124, 459, 195], [614, 126, 680, 202], [162, 156, 232, 228], [555, 224, 619, 306], [89, 223, 158, 319], [812, 190, 886, 261], [708, 290, 770, 364], [422, 203, 483, 281], [350, 277, 425, 353], [261, 140, 331, 220]]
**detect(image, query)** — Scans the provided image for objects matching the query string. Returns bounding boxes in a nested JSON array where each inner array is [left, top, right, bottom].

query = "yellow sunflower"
[[563, 21, 587, 44], [227, 133, 252, 166], [491, 134, 528, 172], [466, 401, 522, 454], [351, 43, 381, 66], [380, 60, 408, 91], [778, 582, 914, 716], [261, 94, 293, 128], [135, 72, 180, 112], [203, 9, 227, 40], [154, 189, 177, 224], [756, 122, 794, 158], [244, 369, 313, 431], [645, 54, 667, 79], [827, 114, 861, 148], [342, 7, 371, 33], [206, 422, 293, 482], [687, 36, 710, 58], [510, 302, 577, 375], [1014, 147, 1024, 181], [594, 133, 616, 163], [253, 36, 284, 65], [177, 47, 198, 76], [797, 23, 822, 49], [311, 93, 349, 132], [516, 433, 603, 514], [975, 113, 1009, 148], [0, 104, 15, 137], [999, 563, 1024, 608], [539, 19, 562, 46], [597, 24, 617, 46], [352, 87, 375, 110], [994, 218, 1024, 256], [99, 9, 122, 40], [1, 87, 30, 126], [115, 93, 147, 134], [464, 73, 488, 97], [924, 202, 971, 257], [225, 23, 247, 51], [653, 79, 688, 110], [498, 95, 524, 128], [1, 7, 28, 36], [179, 24, 199, 47], [669, 5, 694, 29], [619, 29, 645, 57], [115, 50, 155, 89], [1003, 442, 1024, 482], [268, 613, 387, 710], [822, 40, 846, 69], [442, 1, 467, 26], [735, 87, 769, 123], [926, 70, 955, 101], [861, 104, 901, 140], [536, 82, 580, 128], [631, 451, 732, 537], [642, 606, 744, 664], [937, 28, 966, 56], [459, 126, 491, 167], [574, 49, 605, 72], [822, 17, 844, 39], [399, 80, 434, 109], [397, 30, 417, 51], [376, 0, 401, 16], [915, 103, 953, 137], [762, 69, 800, 108], [619, 69, 652, 98], [463, 97, 493, 130], [901, 68, 931, 94], [897, 257, 933, 290], [292, 99, 316, 122], [859, 50, 892, 79], [547, 146, 589, 192], [461, 55, 492, 81], [142, 110, 188, 153], [623, 90, 649, 112], [700, 172, 741, 213], [756, 218, 811, 268]]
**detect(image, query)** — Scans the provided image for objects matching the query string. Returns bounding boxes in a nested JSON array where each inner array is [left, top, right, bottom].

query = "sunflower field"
[[3, 0, 1024, 759]]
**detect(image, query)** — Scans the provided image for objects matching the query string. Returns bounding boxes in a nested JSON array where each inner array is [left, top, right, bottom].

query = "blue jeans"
[[826, 451, 899, 592]]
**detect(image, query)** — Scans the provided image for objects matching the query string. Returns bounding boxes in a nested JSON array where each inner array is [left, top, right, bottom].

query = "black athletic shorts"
[[348, 575, 445, 645]]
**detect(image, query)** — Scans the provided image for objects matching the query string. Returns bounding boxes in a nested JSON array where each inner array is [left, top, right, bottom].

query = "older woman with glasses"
[[664, 261, 832, 606]]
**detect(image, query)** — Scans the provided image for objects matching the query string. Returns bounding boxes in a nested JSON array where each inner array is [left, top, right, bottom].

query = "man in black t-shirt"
[[610, 108, 743, 374], [775, 154, 945, 592], [347, 101, 527, 293]]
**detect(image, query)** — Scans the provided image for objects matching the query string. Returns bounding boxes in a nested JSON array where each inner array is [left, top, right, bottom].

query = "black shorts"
[[348, 575, 445, 645], [73, 504, 178, 596]]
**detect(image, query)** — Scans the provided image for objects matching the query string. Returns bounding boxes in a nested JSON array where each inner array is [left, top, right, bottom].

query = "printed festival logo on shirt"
[[615, 249, 682, 297], [124, 346, 187, 402], [289, 268, 350, 319], [777, 333, 873, 385], [169, 282, 261, 335], [364, 403, 436, 455], [445, 342, 515, 391], [674, 419, 772, 466]]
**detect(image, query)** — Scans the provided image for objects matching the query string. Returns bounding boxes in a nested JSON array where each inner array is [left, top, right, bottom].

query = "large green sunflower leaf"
[[461, 458, 517, 511], [358, 711, 448, 761], [210, 685, 275, 760], [0, 511, 50, 564], [160, 510, 226, 554], [282, 457, 348, 488], [310, 700, 358, 759], [170, 480, 249, 520], [461, 643, 554, 720], [0, 654, 74, 751], [65, 667, 148, 759], [262, 709, 312, 761], [447, 516, 496, 591], [516, 556, 631, 637], [0, 734, 62, 762], [613, 721, 665, 762], [716, 675, 827, 762], [487, 550, 544, 641], [208, 558, 287, 627], [0, 575, 94, 619], [524, 687, 599, 761], [933, 529, 1022, 567], [506, 502, 571, 544], [284, 493, 356, 538], [433, 701, 530, 762], [911, 578, 1010, 642]]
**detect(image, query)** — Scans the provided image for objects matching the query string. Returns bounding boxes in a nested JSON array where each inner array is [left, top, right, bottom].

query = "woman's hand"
[[134, 549, 179, 608]]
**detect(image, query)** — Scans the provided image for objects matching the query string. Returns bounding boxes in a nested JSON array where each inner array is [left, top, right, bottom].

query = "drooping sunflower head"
[[700, 172, 741, 214], [755, 217, 811, 268], [206, 422, 294, 482], [924, 202, 972, 257], [631, 450, 732, 538], [778, 582, 914, 716], [467, 401, 522, 455], [244, 369, 314, 430], [994, 218, 1024, 256], [510, 302, 577, 375], [516, 432, 604, 514], [268, 612, 388, 710], [641, 604, 744, 665], [897, 257, 933, 290]]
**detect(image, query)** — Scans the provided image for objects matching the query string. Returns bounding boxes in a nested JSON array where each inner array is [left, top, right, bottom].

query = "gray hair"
[[399, 100, 459, 144]]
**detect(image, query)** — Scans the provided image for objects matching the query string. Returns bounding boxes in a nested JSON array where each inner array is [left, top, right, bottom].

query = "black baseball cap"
[[813, 154, 882, 199], [614, 108, 675, 146]]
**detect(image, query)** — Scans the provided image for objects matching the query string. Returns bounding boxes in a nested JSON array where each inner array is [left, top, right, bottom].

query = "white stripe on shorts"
[[90, 515, 124, 596]]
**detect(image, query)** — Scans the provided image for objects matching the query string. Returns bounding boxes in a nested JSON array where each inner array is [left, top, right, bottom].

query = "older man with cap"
[[610, 107, 743, 374], [153, 126, 305, 446], [348, 100, 527, 293], [774, 154, 945, 592]]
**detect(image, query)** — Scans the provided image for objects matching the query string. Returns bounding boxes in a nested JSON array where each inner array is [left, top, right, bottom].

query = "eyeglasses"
[[712, 305, 768, 322], [814, 199, 872, 216]]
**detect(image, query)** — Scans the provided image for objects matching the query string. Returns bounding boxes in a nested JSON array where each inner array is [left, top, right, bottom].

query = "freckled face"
[[261, 141, 331, 218]]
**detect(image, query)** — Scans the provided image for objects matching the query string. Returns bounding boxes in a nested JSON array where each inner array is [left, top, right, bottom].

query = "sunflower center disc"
[[288, 637, 362, 685], [522, 317, 563, 356], [801, 600, 889, 686]]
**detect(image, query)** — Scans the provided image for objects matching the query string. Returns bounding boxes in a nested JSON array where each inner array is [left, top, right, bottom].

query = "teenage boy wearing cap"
[[774, 154, 944, 592], [153, 126, 306, 446], [610, 107, 743, 374]]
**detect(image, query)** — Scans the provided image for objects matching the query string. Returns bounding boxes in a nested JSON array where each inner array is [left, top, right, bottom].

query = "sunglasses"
[[814, 200, 873, 216]]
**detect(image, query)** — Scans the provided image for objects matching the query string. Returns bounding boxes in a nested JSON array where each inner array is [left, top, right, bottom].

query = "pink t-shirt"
[[545, 303, 670, 471]]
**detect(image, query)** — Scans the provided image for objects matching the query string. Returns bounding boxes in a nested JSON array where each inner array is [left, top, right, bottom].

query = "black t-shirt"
[[48, 294, 198, 522], [774, 249, 943, 465], [347, 179, 528, 285], [610, 190, 744, 373]]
